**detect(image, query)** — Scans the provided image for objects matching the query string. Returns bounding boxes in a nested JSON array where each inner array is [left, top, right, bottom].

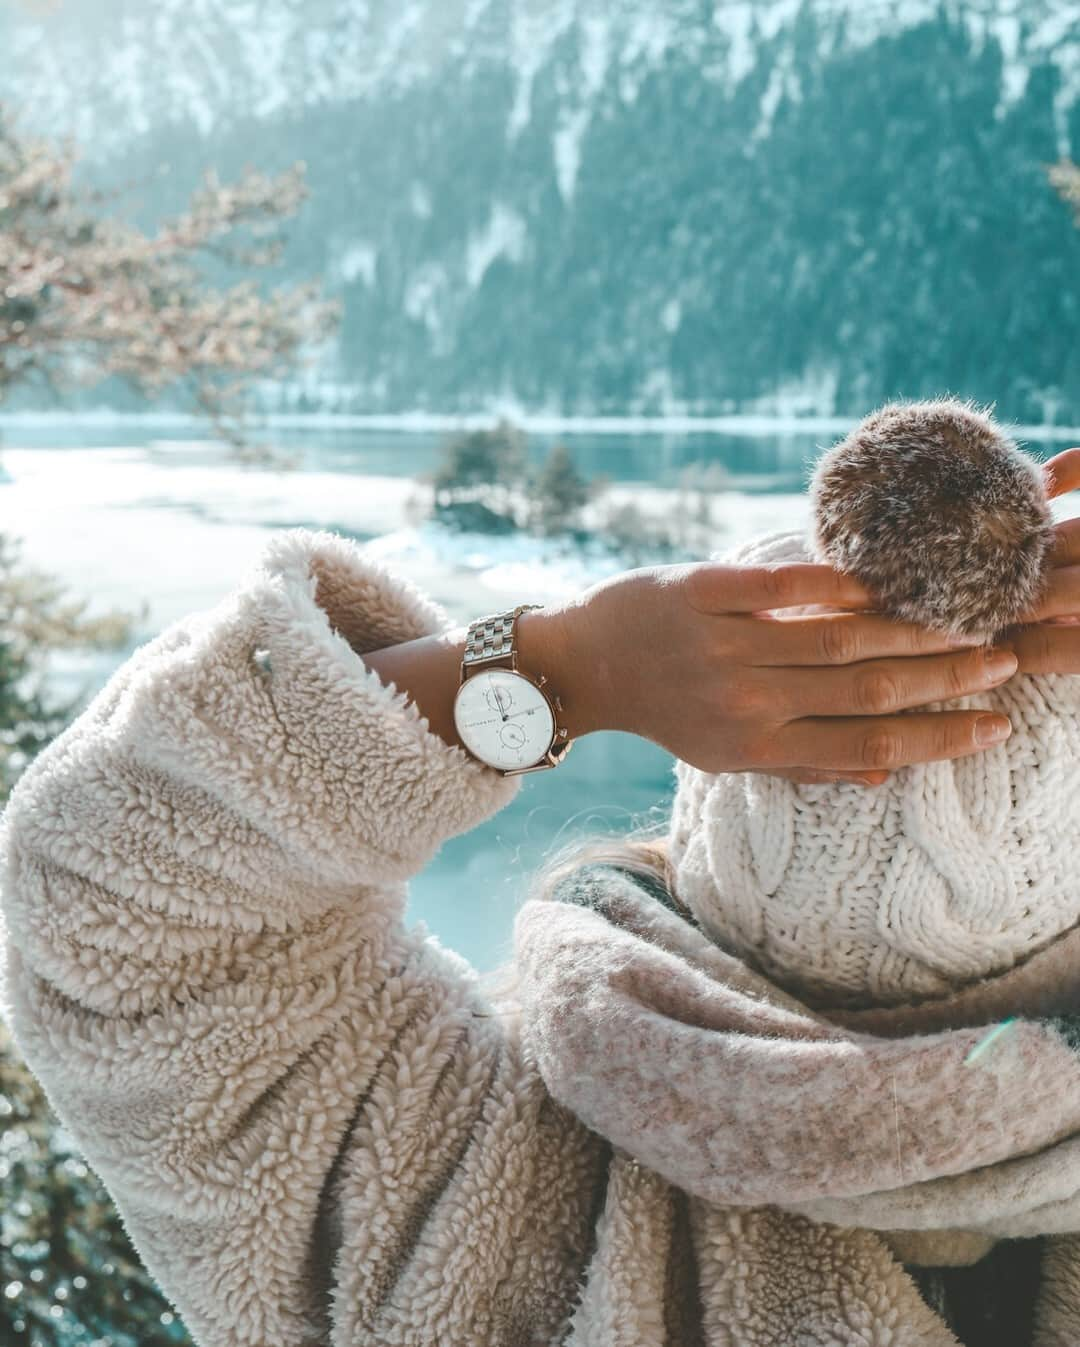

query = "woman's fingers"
[[1022, 564, 1080, 621], [684, 561, 874, 616], [1010, 621, 1080, 675], [1044, 448, 1080, 499], [762, 646, 1017, 719], [766, 710, 1013, 774], [730, 610, 981, 666], [1049, 517, 1080, 567], [757, 767, 890, 788]]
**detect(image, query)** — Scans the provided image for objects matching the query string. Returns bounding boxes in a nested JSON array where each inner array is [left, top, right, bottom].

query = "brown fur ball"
[[810, 398, 1054, 640]]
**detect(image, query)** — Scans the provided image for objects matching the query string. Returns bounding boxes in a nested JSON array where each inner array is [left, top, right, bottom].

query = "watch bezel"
[[453, 666, 559, 773]]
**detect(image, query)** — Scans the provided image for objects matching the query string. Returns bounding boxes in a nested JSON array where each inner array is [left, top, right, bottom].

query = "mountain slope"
[[4, 0, 1080, 421]]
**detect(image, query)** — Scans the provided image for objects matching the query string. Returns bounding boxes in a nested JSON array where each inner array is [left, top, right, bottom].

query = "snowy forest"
[[4, 0, 1080, 424]]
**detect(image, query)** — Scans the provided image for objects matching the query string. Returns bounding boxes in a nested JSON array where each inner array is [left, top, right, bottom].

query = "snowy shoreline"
[[4, 408, 1080, 441], [0, 446, 810, 623]]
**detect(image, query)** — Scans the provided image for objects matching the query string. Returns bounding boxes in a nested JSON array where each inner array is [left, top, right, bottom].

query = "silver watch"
[[452, 603, 574, 776]]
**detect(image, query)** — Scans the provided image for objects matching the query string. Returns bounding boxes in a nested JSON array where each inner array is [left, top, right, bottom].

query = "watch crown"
[[558, 728, 569, 738], [537, 673, 548, 686]]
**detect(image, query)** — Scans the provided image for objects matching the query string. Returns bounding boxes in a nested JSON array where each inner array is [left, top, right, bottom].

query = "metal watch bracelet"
[[461, 603, 545, 666], [459, 603, 574, 774]]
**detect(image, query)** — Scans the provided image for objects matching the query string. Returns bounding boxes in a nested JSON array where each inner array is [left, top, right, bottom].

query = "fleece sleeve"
[[0, 527, 521, 1344]]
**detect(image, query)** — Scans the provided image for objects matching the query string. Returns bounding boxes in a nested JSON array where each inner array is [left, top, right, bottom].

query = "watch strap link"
[[457, 602, 574, 775], [462, 603, 545, 666]]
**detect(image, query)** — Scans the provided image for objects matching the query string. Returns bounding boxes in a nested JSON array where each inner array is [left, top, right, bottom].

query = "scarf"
[[513, 863, 1080, 1345]]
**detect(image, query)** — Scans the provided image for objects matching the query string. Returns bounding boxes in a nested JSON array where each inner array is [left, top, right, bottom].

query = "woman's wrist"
[[361, 598, 612, 759], [514, 602, 612, 741]]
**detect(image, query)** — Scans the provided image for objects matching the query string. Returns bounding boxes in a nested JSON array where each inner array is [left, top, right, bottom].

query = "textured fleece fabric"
[[0, 526, 1073, 1345]]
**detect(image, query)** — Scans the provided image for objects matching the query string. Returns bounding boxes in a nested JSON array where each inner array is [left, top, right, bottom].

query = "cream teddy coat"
[[0, 526, 1063, 1347]]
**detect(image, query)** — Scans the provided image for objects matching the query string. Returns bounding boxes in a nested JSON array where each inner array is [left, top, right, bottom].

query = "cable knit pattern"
[[668, 530, 1080, 1007]]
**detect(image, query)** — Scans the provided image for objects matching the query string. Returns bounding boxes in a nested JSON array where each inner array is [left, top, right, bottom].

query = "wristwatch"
[[452, 603, 574, 776]]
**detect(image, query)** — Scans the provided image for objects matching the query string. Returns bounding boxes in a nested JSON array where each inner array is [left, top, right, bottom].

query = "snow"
[[124, 7, 220, 137], [581, 15, 612, 96], [12, 0, 1080, 167], [465, 203, 527, 287], [991, 14, 1028, 116], [109, 17, 151, 140], [538, 12, 609, 198], [403, 263, 448, 332], [622, 10, 673, 69], [752, 61, 788, 143], [19, 433, 1073, 597], [339, 242, 379, 287], [226, 2, 290, 120], [464, 0, 492, 30], [0, 441, 815, 640], [507, 0, 578, 138], [410, 182, 433, 218], [638, 368, 680, 414], [553, 107, 591, 202], [185, 19, 234, 121], [363, 522, 630, 604], [6, 408, 1080, 440], [746, 366, 842, 420], [711, 0, 806, 85], [712, 3, 757, 86]]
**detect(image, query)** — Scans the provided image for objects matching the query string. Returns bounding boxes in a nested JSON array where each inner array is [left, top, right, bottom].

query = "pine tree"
[[529, 443, 590, 537], [430, 420, 528, 532], [0, 1031, 192, 1346]]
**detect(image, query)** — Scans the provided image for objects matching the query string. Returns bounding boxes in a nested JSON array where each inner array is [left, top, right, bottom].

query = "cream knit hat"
[[667, 401, 1080, 1008]]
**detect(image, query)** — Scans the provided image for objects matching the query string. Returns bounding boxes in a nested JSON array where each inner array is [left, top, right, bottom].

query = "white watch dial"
[[453, 668, 556, 770]]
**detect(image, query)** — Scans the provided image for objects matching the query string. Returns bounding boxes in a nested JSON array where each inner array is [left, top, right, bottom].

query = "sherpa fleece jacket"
[[0, 528, 629, 1347], [0, 526, 1008, 1346]]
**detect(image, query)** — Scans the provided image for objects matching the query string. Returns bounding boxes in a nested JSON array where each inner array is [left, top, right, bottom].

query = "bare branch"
[[0, 104, 339, 459]]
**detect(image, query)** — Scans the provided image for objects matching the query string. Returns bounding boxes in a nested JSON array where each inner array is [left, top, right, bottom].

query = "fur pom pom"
[[810, 398, 1054, 639]]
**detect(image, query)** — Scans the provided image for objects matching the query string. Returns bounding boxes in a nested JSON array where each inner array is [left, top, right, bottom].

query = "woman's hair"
[[476, 818, 676, 1014]]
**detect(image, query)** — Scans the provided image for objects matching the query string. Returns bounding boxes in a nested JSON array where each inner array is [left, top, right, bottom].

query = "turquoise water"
[[0, 417, 815, 484], [3, 419, 1074, 972]]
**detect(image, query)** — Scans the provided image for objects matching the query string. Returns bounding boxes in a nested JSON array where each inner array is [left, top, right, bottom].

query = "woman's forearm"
[[362, 603, 607, 755], [365, 563, 1023, 784]]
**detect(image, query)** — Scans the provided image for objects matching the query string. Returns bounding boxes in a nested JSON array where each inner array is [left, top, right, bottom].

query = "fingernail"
[[976, 715, 1012, 745], [983, 649, 1018, 683]]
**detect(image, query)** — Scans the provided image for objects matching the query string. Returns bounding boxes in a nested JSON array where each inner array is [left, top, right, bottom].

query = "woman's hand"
[[555, 448, 1080, 785], [368, 450, 1080, 781], [1010, 448, 1080, 673], [553, 562, 1016, 784]]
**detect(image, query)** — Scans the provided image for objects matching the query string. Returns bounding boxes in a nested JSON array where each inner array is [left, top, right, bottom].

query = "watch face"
[[454, 669, 556, 771]]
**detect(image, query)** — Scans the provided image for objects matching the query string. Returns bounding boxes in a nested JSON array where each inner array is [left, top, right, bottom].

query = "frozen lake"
[[4, 415, 1078, 972]]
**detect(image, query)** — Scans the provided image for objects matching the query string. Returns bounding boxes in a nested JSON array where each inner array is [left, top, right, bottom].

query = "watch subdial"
[[500, 722, 527, 750], [486, 684, 514, 716]]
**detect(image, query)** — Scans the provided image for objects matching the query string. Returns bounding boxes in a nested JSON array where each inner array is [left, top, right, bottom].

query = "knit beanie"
[[667, 399, 1080, 1008]]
